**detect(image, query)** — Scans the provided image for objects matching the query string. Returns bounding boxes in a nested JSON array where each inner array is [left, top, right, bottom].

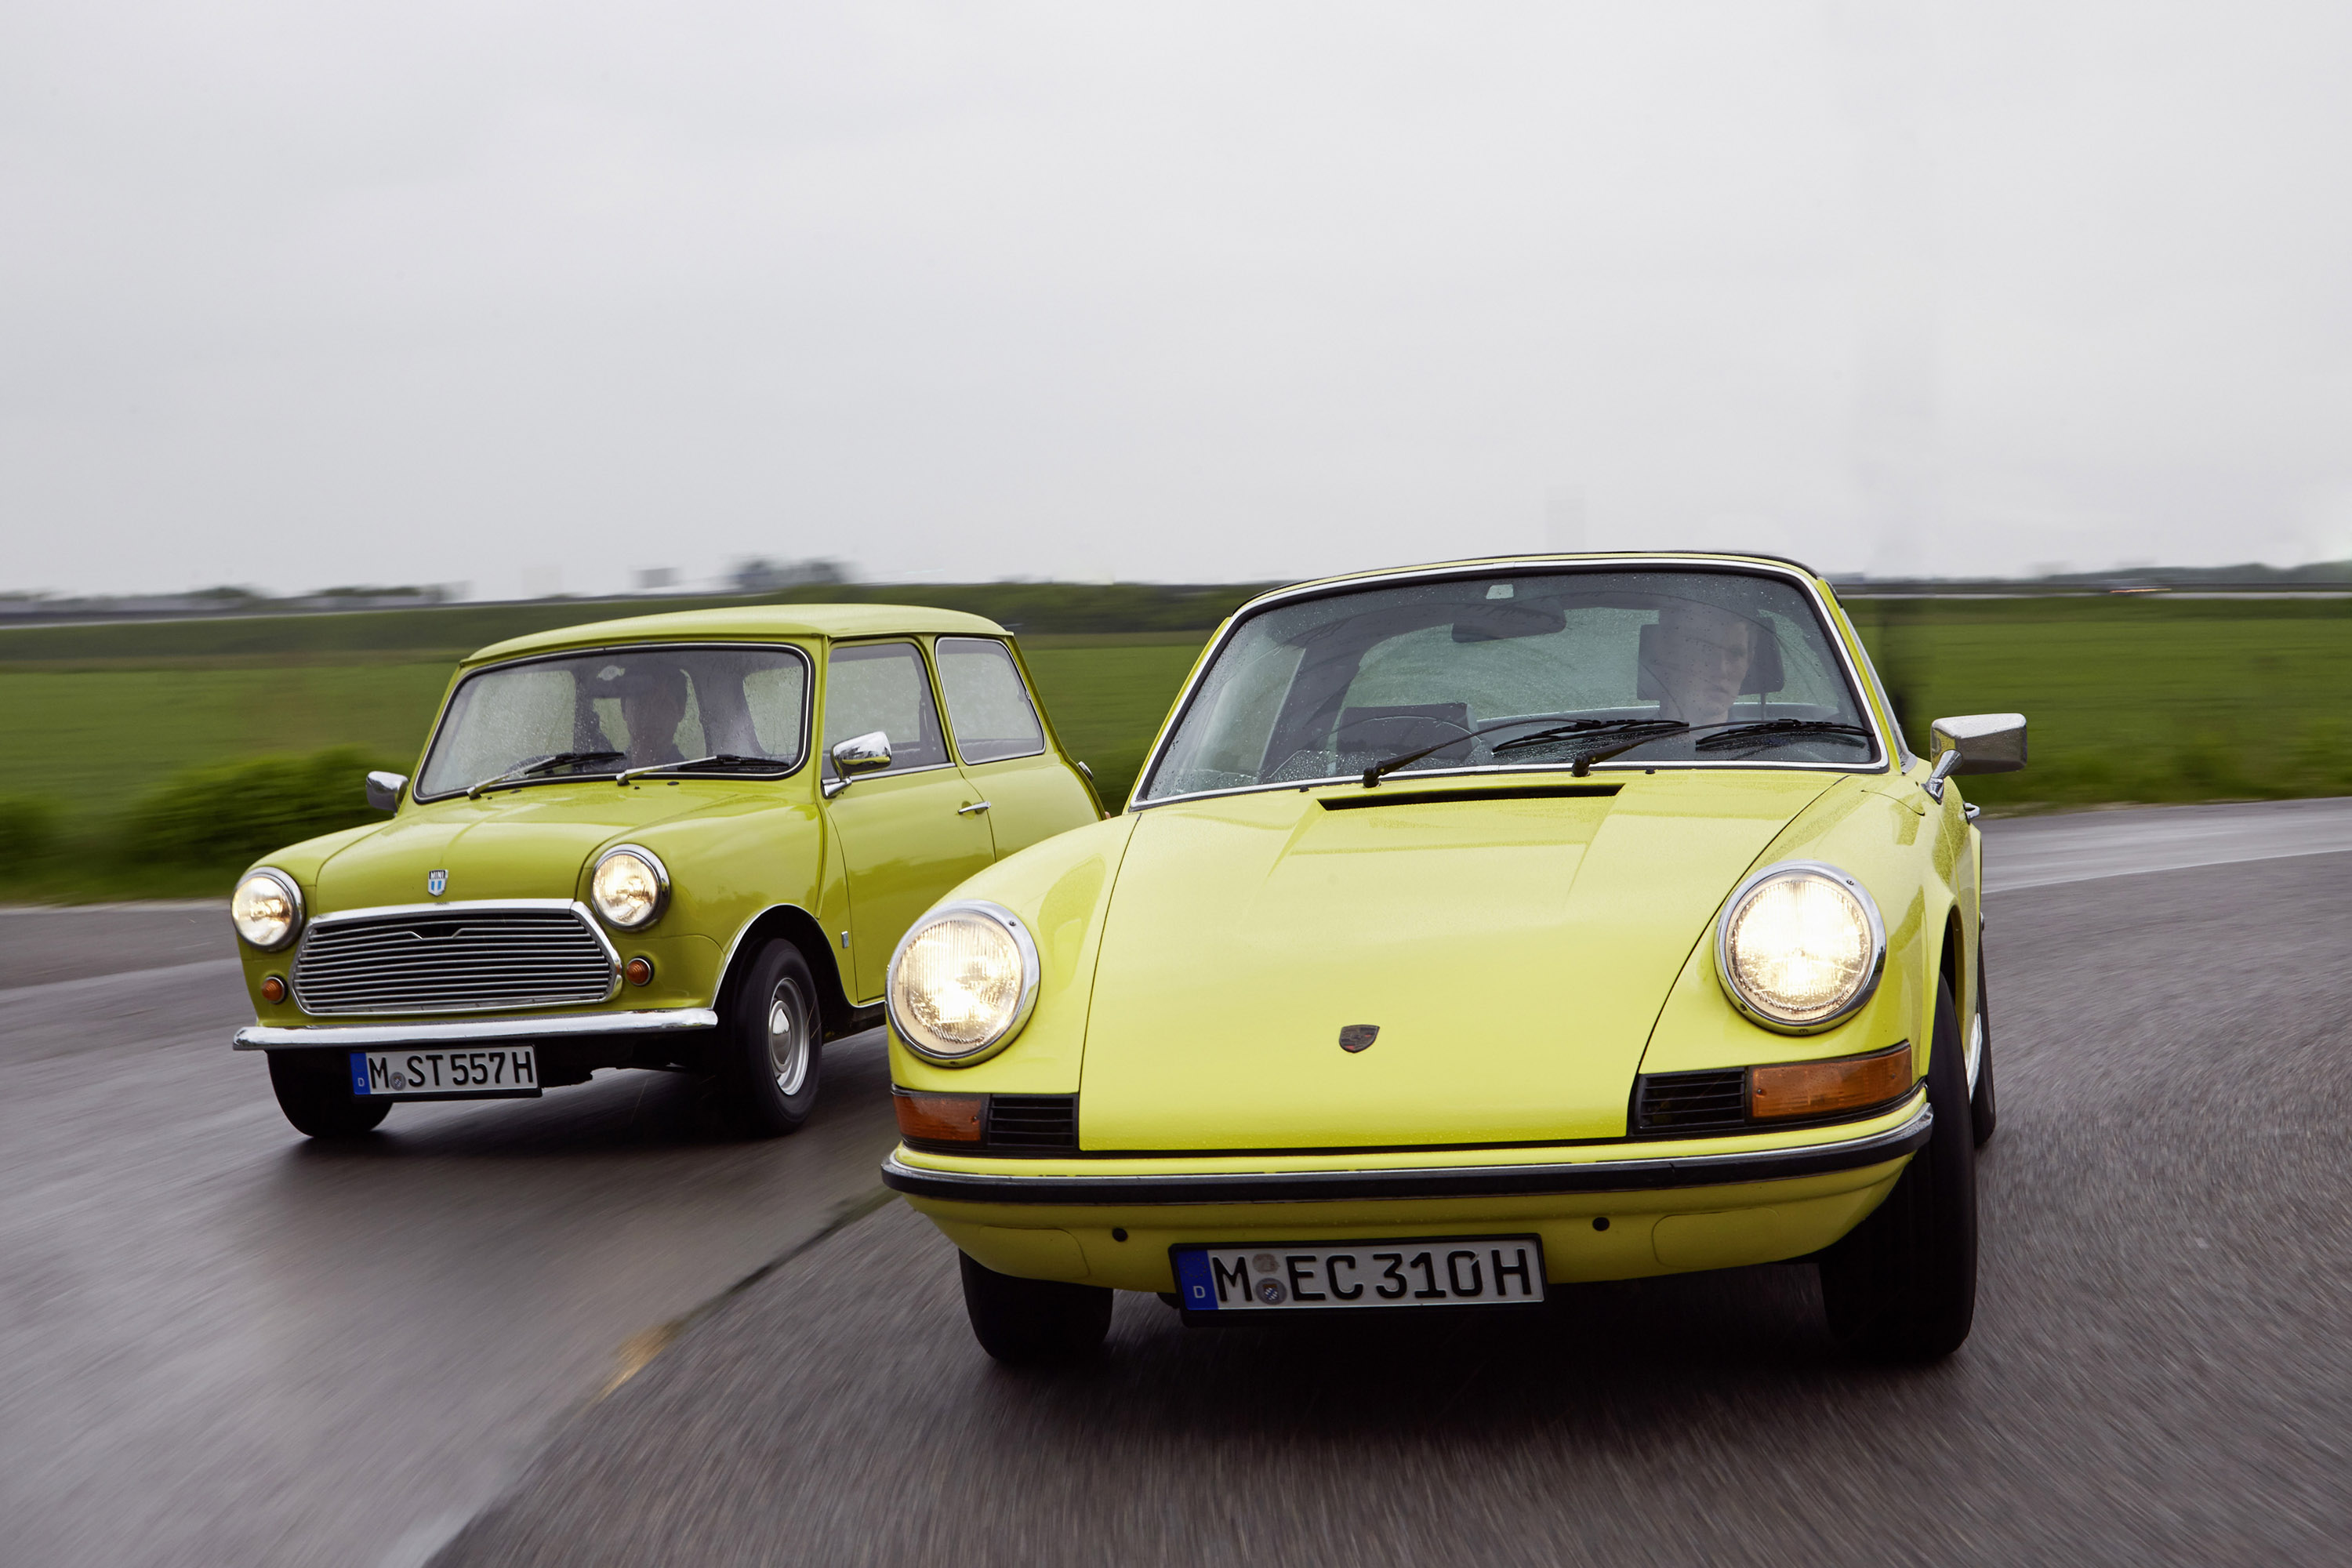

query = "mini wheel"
[[1817, 975, 1978, 1362], [720, 939, 825, 1138], [960, 1252, 1112, 1364], [267, 1051, 390, 1139]]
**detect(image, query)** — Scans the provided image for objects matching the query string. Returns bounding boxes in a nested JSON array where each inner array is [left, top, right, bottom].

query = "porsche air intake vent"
[[983, 1094, 1079, 1151], [1633, 1069, 1748, 1134], [292, 906, 618, 1016]]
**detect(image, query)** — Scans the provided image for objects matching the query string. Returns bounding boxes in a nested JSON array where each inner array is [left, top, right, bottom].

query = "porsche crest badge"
[[1338, 1024, 1379, 1053]]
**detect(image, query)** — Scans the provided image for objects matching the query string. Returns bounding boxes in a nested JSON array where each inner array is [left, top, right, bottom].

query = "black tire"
[[718, 939, 825, 1138], [1969, 952, 1998, 1148], [267, 1051, 391, 1139], [960, 1251, 1113, 1364], [1817, 975, 1978, 1362]]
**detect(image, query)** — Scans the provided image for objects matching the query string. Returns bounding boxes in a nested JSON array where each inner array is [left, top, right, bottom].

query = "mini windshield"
[[1138, 568, 1878, 803], [417, 644, 810, 799]]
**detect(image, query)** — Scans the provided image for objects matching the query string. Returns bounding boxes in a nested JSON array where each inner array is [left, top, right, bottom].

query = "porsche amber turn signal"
[[1748, 1042, 1916, 1121], [895, 1091, 985, 1142]]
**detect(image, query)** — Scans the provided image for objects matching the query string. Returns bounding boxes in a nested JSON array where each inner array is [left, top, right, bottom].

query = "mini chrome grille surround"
[[292, 900, 619, 1017]]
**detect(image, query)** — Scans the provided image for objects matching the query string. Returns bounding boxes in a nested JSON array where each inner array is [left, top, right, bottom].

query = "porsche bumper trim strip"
[[232, 1008, 719, 1051], [880, 1102, 1932, 1206]]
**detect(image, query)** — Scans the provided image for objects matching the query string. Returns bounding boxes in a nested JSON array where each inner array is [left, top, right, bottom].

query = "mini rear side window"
[[935, 638, 1047, 764]]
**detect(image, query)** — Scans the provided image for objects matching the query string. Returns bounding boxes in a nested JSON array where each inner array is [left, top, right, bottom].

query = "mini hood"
[[1076, 771, 1843, 1150], [307, 783, 747, 913]]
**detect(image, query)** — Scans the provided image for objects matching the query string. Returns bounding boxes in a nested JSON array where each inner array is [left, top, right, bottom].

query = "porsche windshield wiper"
[[1693, 720, 1876, 753], [614, 753, 788, 784], [1361, 717, 1685, 788], [466, 750, 625, 798]]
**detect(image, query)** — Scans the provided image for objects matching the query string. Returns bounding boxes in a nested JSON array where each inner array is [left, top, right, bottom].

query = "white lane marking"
[[1987, 799, 2352, 891], [0, 956, 243, 1002]]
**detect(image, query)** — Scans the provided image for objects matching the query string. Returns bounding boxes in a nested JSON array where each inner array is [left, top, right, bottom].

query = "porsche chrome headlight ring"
[[1715, 861, 1886, 1033], [590, 844, 671, 930], [231, 868, 305, 952], [887, 901, 1040, 1066]]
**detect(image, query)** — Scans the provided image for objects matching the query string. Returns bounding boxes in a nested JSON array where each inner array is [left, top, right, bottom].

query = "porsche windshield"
[[416, 644, 810, 800], [1138, 568, 1880, 802]]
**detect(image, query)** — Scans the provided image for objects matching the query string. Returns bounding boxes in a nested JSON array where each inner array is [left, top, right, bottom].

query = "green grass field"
[[2, 593, 2345, 900]]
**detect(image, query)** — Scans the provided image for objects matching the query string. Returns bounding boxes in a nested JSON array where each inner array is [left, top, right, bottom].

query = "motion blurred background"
[[5, 0, 2348, 896]]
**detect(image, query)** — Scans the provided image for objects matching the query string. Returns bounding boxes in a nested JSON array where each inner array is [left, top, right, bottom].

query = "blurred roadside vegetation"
[[1, 586, 2345, 901]]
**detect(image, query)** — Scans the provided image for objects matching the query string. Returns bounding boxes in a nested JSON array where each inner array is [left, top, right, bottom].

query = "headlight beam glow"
[[887, 902, 1040, 1064], [1717, 863, 1884, 1031]]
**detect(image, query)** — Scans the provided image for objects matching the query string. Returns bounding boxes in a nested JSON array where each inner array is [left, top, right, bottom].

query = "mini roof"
[[465, 603, 1010, 665]]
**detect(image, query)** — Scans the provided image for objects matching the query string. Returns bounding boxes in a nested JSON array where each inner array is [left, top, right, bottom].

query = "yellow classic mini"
[[880, 554, 2025, 1363], [229, 605, 1100, 1138]]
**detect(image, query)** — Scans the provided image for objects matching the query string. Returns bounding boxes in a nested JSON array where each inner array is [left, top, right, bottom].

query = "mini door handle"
[[957, 800, 992, 815]]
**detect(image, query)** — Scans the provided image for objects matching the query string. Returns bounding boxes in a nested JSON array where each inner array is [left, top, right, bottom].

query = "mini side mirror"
[[1922, 713, 2026, 803], [365, 771, 407, 811], [822, 731, 893, 797]]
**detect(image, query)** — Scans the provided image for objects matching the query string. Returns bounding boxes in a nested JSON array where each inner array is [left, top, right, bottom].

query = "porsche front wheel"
[[1817, 975, 1978, 1362], [960, 1252, 1112, 1364], [1969, 957, 1998, 1149]]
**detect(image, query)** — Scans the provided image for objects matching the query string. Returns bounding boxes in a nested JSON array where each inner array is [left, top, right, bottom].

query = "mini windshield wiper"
[[1362, 717, 1686, 788], [1693, 720, 1875, 753], [466, 750, 625, 798], [614, 753, 787, 784]]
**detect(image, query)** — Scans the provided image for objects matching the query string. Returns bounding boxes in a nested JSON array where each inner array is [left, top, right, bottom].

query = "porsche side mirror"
[[365, 771, 407, 811], [822, 731, 893, 798], [1923, 713, 2026, 802]]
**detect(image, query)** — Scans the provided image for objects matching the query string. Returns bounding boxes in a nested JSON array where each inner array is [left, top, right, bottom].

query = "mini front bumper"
[[232, 1007, 719, 1051]]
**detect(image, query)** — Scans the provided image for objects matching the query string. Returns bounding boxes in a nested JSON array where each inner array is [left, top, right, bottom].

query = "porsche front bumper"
[[884, 1094, 1930, 1291]]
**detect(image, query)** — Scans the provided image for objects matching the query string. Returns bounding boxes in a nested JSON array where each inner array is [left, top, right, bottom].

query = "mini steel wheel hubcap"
[[767, 980, 809, 1096]]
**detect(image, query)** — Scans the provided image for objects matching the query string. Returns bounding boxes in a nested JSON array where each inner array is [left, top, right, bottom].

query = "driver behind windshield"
[[618, 665, 692, 766], [1645, 599, 1759, 728]]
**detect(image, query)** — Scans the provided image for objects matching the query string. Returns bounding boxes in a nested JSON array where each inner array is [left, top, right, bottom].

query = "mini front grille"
[[292, 906, 617, 1016], [1634, 1069, 1748, 1134], [984, 1094, 1079, 1151]]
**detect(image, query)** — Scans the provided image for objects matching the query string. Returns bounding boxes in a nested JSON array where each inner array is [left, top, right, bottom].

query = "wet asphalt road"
[[6, 800, 2352, 1566]]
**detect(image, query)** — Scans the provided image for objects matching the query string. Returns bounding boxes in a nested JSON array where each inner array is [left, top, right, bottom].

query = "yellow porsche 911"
[[879, 554, 2024, 1364]]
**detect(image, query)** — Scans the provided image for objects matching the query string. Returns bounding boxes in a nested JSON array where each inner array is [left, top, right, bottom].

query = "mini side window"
[[935, 637, 1047, 764]]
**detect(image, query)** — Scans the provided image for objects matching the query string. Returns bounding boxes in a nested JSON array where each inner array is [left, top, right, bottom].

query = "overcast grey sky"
[[5, 2, 2347, 598]]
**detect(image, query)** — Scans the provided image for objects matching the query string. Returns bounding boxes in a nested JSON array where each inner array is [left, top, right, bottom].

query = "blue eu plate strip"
[[1173, 1249, 1218, 1312], [350, 1053, 371, 1095]]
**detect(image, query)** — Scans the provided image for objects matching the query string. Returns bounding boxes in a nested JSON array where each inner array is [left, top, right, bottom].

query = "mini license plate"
[[349, 1047, 541, 1100], [1172, 1236, 1545, 1316]]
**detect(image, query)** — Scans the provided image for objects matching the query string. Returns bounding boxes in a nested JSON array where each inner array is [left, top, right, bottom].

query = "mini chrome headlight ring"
[[1713, 859, 1887, 1035], [590, 844, 671, 930], [232, 867, 305, 952], [885, 899, 1041, 1067]]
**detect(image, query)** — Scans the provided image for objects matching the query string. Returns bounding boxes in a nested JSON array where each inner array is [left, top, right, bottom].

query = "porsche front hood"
[[1077, 771, 1843, 1150], [306, 784, 746, 913]]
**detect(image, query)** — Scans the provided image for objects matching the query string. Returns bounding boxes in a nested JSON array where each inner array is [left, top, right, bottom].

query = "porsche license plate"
[[1172, 1236, 1544, 1315], [350, 1047, 541, 1100]]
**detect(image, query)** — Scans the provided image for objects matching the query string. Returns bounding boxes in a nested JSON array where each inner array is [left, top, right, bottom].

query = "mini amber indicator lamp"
[[623, 957, 654, 986], [260, 975, 287, 1004], [1748, 1042, 1915, 1121], [895, 1091, 985, 1142]]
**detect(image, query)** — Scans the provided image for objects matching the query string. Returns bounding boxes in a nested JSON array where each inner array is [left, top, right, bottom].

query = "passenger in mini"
[[618, 663, 691, 765], [1646, 598, 1759, 727]]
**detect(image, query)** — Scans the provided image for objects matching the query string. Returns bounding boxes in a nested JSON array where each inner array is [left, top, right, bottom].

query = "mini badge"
[[426, 869, 448, 897], [1338, 1024, 1379, 1053]]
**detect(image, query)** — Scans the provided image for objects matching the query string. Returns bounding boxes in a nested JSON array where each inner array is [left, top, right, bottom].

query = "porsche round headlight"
[[591, 845, 669, 929], [887, 902, 1039, 1064], [1716, 862, 1885, 1031], [231, 869, 303, 951]]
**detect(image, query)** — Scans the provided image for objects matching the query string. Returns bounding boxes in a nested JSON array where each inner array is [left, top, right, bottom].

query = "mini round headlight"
[[232, 869, 303, 951], [591, 845, 670, 929], [887, 902, 1039, 1065], [1716, 862, 1885, 1031]]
